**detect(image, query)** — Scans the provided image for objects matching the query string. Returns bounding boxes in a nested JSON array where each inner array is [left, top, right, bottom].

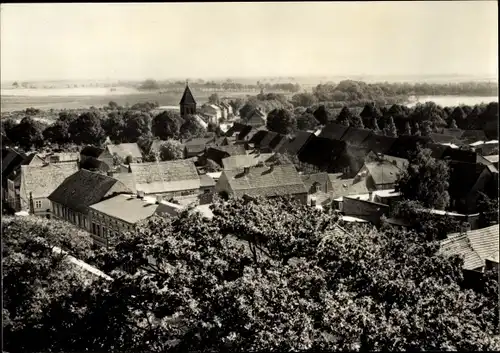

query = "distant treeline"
[[138, 79, 301, 93]]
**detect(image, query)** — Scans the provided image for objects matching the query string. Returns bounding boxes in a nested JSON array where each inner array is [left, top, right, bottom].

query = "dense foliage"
[[3, 197, 499, 352]]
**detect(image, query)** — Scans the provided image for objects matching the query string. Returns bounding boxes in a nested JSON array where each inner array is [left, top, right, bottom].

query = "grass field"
[[0, 89, 263, 112]]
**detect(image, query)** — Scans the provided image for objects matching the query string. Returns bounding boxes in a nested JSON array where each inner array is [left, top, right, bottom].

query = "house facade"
[[246, 108, 267, 127], [199, 104, 222, 124]]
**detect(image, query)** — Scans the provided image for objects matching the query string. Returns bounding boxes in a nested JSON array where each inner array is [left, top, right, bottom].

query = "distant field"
[[0, 88, 262, 112]]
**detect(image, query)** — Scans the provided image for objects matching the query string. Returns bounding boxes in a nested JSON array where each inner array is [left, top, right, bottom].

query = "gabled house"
[[220, 101, 233, 117], [19, 162, 79, 217], [225, 122, 248, 138], [260, 132, 287, 153], [246, 108, 267, 127], [317, 122, 349, 141], [215, 164, 308, 204], [48, 169, 132, 240], [199, 104, 222, 124], [340, 127, 374, 146], [127, 160, 201, 198], [205, 145, 247, 167], [183, 136, 216, 158], [440, 224, 499, 273], [354, 153, 408, 190], [99, 143, 143, 167], [278, 131, 314, 157], [2, 148, 27, 203]]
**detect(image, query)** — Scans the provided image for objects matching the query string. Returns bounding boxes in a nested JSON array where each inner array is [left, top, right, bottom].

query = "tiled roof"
[[48, 169, 131, 214], [484, 155, 499, 163], [301, 173, 331, 192], [89, 194, 160, 224], [441, 224, 499, 270], [366, 152, 409, 171], [179, 84, 196, 105], [429, 133, 461, 144], [365, 160, 403, 186], [106, 143, 143, 159], [448, 161, 488, 198], [340, 127, 374, 146], [112, 172, 137, 193], [278, 131, 314, 156], [225, 123, 247, 137], [155, 201, 184, 217], [318, 122, 349, 140], [22, 163, 79, 200], [298, 137, 346, 171], [208, 144, 246, 157], [223, 164, 307, 198], [387, 136, 432, 159], [222, 153, 275, 170], [199, 174, 216, 187], [184, 136, 215, 154], [249, 130, 269, 146], [440, 235, 484, 271], [328, 174, 370, 198], [128, 160, 200, 194]]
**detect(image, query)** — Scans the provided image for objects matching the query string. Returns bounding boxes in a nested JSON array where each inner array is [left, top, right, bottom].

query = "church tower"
[[179, 80, 197, 118]]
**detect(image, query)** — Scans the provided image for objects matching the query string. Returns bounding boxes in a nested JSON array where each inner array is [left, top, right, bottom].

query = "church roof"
[[179, 84, 197, 105]]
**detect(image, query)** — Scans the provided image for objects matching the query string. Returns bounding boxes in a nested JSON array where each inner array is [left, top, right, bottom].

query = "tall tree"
[[448, 119, 458, 129], [384, 116, 398, 137], [152, 111, 182, 140], [8, 117, 45, 150], [349, 115, 365, 129], [403, 121, 412, 135], [208, 93, 220, 104], [180, 115, 206, 139], [396, 147, 451, 210], [122, 111, 152, 142], [229, 98, 244, 116], [336, 107, 352, 127], [313, 105, 330, 125], [159, 139, 185, 161], [413, 122, 421, 136], [266, 108, 297, 135], [68, 111, 106, 145], [291, 93, 318, 107], [296, 112, 318, 131], [101, 111, 125, 143]]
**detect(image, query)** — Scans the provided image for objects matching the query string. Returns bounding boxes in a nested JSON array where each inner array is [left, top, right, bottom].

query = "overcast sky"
[[1, 2, 497, 82]]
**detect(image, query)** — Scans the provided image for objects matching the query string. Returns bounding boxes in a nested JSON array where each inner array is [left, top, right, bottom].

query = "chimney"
[[137, 190, 145, 199], [310, 197, 317, 207], [368, 191, 373, 201], [243, 167, 250, 175], [156, 195, 163, 204]]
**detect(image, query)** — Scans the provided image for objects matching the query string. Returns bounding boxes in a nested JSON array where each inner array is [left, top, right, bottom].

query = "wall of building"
[[342, 196, 390, 225], [88, 209, 134, 248]]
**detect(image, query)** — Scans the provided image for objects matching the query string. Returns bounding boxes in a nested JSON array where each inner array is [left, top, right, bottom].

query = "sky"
[[1, 1, 498, 82]]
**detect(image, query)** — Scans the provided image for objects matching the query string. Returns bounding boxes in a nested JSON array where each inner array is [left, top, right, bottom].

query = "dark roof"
[[363, 135, 397, 154], [80, 145, 105, 158], [223, 164, 307, 198], [237, 125, 254, 140], [48, 169, 131, 214], [442, 148, 477, 164], [179, 84, 196, 105], [428, 143, 451, 159], [298, 136, 346, 171], [278, 131, 314, 156], [448, 161, 488, 198], [318, 122, 349, 140], [340, 127, 374, 146], [249, 130, 269, 146], [225, 123, 248, 137], [429, 133, 461, 144], [387, 136, 432, 159], [2, 148, 26, 184]]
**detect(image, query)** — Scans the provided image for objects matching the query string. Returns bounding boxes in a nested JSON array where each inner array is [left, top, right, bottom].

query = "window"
[[35, 200, 42, 209]]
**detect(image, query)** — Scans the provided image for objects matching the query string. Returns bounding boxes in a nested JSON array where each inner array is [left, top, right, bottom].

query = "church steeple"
[[180, 80, 197, 118]]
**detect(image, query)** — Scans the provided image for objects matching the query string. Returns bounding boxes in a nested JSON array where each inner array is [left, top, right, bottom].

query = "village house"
[[440, 224, 499, 274], [278, 131, 314, 157], [221, 152, 276, 170], [220, 101, 233, 117], [353, 153, 408, 190], [88, 194, 182, 247], [246, 108, 267, 127], [97, 143, 143, 167], [183, 136, 216, 158], [204, 144, 247, 167], [16, 162, 79, 217], [215, 164, 308, 204], [48, 169, 133, 245], [125, 160, 201, 200], [199, 103, 222, 124]]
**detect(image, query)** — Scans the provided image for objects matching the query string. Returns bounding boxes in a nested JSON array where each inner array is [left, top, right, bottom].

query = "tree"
[[448, 119, 458, 129], [420, 120, 433, 137], [102, 111, 125, 143], [8, 117, 45, 150], [313, 105, 330, 125], [108, 101, 120, 109], [208, 93, 220, 104], [360, 103, 382, 129], [403, 121, 412, 135], [139, 79, 160, 90], [229, 98, 244, 116], [396, 147, 450, 210], [68, 111, 106, 145], [296, 112, 318, 131], [413, 122, 421, 136], [336, 107, 352, 127], [12, 81, 19, 88], [266, 108, 297, 135], [291, 93, 318, 107], [476, 192, 499, 228], [383, 116, 398, 137], [349, 114, 364, 129], [159, 139, 184, 161], [152, 111, 182, 140], [122, 111, 152, 142], [180, 115, 206, 139]]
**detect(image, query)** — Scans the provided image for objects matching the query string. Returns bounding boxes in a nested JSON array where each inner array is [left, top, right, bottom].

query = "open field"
[[0, 88, 265, 112]]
